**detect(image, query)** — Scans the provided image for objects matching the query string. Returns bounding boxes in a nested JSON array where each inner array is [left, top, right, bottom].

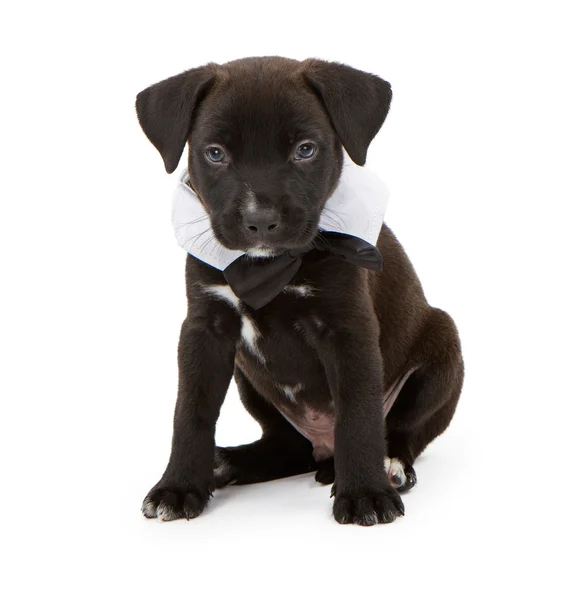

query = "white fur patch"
[[284, 284, 314, 297], [241, 315, 265, 363], [243, 186, 258, 214], [385, 457, 407, 488], [203, 284, 241, 311], [245, 247, 276, 258], [142, 501, 157, 519], [279, 383, 304, 403], [214, 453, 230, 478], [213, 463, 229, 479], [214, 452, 235, 485], [203, 284, 264, 362], [156, 503, 178, 522], [142, 499, 178, 522]]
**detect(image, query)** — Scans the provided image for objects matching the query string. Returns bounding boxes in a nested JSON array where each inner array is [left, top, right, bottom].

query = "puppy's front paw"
[[332, 487, 404, 526], [142, 484, 211, 521]]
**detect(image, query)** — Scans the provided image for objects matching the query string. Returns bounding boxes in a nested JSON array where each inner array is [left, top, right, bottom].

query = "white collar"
[[172, 155, 389, 271]]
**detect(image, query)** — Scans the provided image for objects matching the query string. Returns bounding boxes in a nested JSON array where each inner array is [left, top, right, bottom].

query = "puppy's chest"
[[239, 286, 325, 368], [204, 282, 330, 394], [204, 282, 336, 460]]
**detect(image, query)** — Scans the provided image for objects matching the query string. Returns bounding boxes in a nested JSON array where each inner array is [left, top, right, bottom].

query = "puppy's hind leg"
[[214, 368, 316, 488], [314, 456, 412, 489], [314, 457, 335, 485], [385, 308, 464, 492]]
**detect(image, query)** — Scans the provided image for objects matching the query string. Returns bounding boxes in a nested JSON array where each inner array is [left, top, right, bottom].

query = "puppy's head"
[[136, 57, 391, 255]]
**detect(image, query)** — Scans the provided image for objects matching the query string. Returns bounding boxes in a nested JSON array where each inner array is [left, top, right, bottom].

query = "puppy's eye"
[[294, 142, 317, 161], [206, 146, 226, 163]]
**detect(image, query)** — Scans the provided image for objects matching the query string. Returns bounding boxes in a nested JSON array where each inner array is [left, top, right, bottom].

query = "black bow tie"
[[222, 231, 382, 310]]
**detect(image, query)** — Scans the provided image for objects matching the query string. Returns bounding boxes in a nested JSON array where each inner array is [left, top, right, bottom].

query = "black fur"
[[137, 57, 463, 526]]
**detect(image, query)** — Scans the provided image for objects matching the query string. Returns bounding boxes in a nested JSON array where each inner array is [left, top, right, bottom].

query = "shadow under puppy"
[[136, 56, 464, 526]]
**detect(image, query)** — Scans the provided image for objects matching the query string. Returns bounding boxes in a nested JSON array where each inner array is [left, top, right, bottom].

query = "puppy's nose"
[[243, 208, 281, 237]]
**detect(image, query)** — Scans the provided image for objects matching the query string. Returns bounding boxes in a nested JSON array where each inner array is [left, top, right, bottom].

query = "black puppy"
[[136, 56, 464, 526]]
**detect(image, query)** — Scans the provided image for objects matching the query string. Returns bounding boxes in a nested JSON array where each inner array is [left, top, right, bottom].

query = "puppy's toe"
[[398, 464, 417, 493], [385, 457, 417, 492], [142, 485, 210, 521], [333, 488, 404, 526]]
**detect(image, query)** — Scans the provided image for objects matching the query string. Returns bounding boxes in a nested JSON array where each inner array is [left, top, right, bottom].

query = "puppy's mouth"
[[245, 245, 279, 258]]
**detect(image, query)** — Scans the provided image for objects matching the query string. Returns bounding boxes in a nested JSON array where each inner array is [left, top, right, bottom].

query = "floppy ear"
[[303, 59, 392, 166], [135, 65, 216, 173]]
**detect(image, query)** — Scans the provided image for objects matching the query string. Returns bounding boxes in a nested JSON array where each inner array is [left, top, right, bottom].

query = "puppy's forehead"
[[195, 59, 331, 150]]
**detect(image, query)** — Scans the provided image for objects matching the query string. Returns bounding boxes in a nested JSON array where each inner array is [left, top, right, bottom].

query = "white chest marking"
[[279, 383, 304, 403], [284, 284, 314, 297], [240, 316, 265, 363], [203, 284, 265, 363], [204, 284, 241, 311]]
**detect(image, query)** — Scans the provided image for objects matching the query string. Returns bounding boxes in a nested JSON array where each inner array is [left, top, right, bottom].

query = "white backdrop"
[[2, 1, 574, 598]]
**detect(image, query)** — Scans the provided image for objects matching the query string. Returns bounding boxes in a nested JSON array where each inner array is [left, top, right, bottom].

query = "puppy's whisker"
[[184, 231, 210, 246], [314, 231, 334, 251], [323, 211, 346, 231], [175, 217, 211, 236], [323, 206, 345, 217], [184, 228, 212, 247], [198, 234, 216, 254], [215, 244, 227, 260], [178, 215, 211, 227], [322, 207, 347, 229], [319, 215, 342, 230]]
